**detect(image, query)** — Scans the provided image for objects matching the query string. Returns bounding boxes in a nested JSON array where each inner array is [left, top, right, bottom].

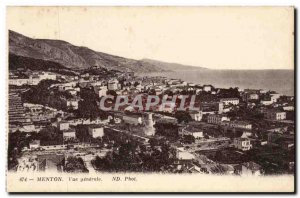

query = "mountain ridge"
[[9, 30, 207, 73]]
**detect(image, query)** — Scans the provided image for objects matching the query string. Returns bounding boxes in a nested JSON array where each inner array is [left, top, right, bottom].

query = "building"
[[94, 86, 108, 97], [220, 98, 239, 106], [229, 121, 252, 130], [207, 114, 230, 125], [108, 79, 119, 91], [9, 78, 29, 86], [234, 162, 262, 176], [37, 72, 57, 81], [270, 93, 281, 103], [58, 121, 70, 131], [283, 106, 294, 111], [63, 128, 76, 140], [123, 113, 143, 125], [88, 125, 104, 138], [203, 85, 214, 92], [260, 99, 273, 106], [233, 137, 252, 151], [143, 113, 155, 136], [65, 98, 79, 110], [181, 126, 204, 139], [189, 111, 202, 121], [176, 148, 195, 161], [29, 140, 40, 150], [249, 93, 259, 100], [264, 110, 286, 120]]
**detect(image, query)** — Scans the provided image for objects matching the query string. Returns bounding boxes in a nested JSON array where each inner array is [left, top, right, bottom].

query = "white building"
[[58, 121, 70, 131], [203, 85, 214, 92], [65, 98, 79, 110], [108, 79, 119, 91], [208, 114, 230, 125], [29, 140, 40, 150], [88, 125, 104, 138], [189, 111, 202, 121], [37, 72, 57, 81], [123, 114, 143, 125], [94, 86, 108, 97], [283, 106, 294, 111], [220, 98, 239, 106], [229, 121, 252, 130], [63, 128, 76, 140], [260, 100, 273, 106], [176, 148, 195, 161], [233, 137, 252, 151], [264, 110, 286, 120], [248, 93, 259, 100], [181, 126, 204, 139], [9, 78, 29, 86]]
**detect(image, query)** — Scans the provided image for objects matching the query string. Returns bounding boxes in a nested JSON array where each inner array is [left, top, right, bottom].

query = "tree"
[[154, 122, 179, 140], [64, 157, 89, 173], [175, 111, 192, 124], [183, 135, 195, 144], [39, 126, 63, 145]]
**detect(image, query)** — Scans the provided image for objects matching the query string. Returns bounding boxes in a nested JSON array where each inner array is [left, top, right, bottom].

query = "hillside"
[[141, 59, 207, 71], [9, 30, 207, 73]]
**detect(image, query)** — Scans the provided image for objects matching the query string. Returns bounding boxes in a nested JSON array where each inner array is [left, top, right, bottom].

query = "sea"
[[139, 69, 294, 96]]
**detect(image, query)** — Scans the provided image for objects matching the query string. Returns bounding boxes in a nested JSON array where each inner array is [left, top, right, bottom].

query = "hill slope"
[[9, 30, 207, 73]]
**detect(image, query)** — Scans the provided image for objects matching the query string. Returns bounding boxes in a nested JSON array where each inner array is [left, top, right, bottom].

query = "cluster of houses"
[[9, 68, 294, 175]]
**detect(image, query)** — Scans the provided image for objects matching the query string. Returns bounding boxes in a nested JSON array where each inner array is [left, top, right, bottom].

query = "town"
[[8, 67, 295, 176]]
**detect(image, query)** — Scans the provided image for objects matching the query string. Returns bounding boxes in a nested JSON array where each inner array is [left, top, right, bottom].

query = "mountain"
[[141, 59, 207, 71], [9, 30, 207, 73]]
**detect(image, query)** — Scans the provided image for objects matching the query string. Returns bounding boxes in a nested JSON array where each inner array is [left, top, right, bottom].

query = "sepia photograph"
[[6, 6, 295, 192]]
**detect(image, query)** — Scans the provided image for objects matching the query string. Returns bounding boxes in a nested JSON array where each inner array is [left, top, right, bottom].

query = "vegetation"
[[154, 122, 179, 140], [64, 156, 89, 173], [77, 87, 108, 119], [22, 80, 70, 110], [174, 111, 192, 124]]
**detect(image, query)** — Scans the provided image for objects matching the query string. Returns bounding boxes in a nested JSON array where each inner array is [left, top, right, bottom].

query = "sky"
[[7, 6, 294, 70]]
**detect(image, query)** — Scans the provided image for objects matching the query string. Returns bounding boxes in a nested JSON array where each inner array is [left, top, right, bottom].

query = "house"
[[88, 125, 104, 138], [244, 93, 259, 101], [264, 110, 286, 120], [234, 162, 262, 176], [67, 89, 77, 96], [63, 128, 76, 140], [108, 79, 119, 91], [176, 148, 195, 161], [229, 121, 252, 130], [189, 111, 202, 121], [58, 121, 70, 131], [207, 114, 230, 125], [37, 72, 57, 81], [181, 125, 204, 139], [94, 86, 108, 97], [203, 85, 214, 92], [260, 100, 273, 106], [220, 98, 239, 106], [9, 78, 29, 86], [64, 98, 79, 110], [29, 140, 40, 150], [270, 93, 281, 103], [123, 113, 143, 125], [283, 106, 294, 111], [233, 137, 252, 151]]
